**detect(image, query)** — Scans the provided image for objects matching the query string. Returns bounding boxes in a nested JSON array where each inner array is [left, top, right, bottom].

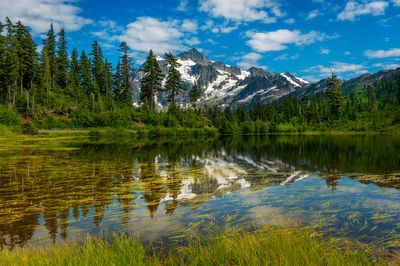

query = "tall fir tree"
[[188, 84, 200, 106], [398, 75, 400, 106], [104, 59, 113, 99], [41, 49, 51, 95], [326, 72, 343, 117], [79, 50, 92, 95], [0, 22, 7, 102], [70, 48, 80, 92], [4, 17, 19, 104], [112, 60, 123, 100], [367, 85, 376, 111], [43, 23, 56, 88], [56, 28, 69, 88], [118, 42, 133, 105], [164, 52, 185, 107], [90, 41, 105, 94], [140, 50, 164, 109]]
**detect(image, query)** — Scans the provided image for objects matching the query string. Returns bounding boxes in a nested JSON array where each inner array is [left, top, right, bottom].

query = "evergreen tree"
[[4, 17, 19, 104], [367, 85, 376, 111], [90, 41, 105, 94], [41, 49, 51, 95], [79, 50, 92, 95], [0, 22, 7, 102], [140, 49, 164, 109], [188, 84, 200, 106], [104, 59, 113, 99], [43, 23, 56, 88], [56, 28, 69, 88], [326, 72, 343, 117], [164, 52, 185, 107], [398, 75, 400, 106], [118, 42, 133, 105], [70, 49, 80, 91], [112, 60, 123, 100]]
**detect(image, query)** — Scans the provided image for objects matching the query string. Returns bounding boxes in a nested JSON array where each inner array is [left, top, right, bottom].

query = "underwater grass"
[[0, 227, 385, 266]]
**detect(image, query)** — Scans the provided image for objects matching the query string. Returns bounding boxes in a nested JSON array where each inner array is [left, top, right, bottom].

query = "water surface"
[[1, 135, 400, 252]]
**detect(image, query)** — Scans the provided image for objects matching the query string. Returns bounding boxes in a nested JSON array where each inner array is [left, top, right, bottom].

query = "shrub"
[[276, 123, 297, 133], [0, 105, 20, 126], [21, 120, 38, 135]]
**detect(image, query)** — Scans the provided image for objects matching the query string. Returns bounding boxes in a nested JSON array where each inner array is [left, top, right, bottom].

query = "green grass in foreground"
[[0, 227, 386, 266]]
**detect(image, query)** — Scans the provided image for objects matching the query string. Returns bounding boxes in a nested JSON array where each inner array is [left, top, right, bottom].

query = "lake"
[[1, 135, 400, 253]]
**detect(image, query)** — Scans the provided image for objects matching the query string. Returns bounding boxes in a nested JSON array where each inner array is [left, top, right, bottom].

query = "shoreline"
[[0, 227, 386, 265]]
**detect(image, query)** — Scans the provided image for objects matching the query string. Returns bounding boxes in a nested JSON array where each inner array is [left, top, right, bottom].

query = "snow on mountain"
[[131, 48, 310, 108]]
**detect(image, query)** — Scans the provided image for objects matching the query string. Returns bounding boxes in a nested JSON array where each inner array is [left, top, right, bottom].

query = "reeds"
[[0, 227, 383, 266]]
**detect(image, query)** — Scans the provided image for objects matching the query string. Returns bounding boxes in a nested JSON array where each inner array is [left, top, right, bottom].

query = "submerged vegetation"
[[0, 227, 384, 266]]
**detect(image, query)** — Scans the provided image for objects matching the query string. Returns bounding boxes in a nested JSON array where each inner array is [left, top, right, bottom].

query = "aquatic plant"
[[0, 227, 383, 266]]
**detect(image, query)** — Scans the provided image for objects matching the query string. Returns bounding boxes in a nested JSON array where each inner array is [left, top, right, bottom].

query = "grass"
[[0, 227, 385, 266]]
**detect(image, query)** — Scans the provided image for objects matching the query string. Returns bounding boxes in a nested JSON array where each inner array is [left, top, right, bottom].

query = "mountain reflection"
[[0, 135, 399, 249]]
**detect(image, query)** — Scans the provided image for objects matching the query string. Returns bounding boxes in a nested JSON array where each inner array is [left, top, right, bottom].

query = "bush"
[[240, 121, 256, 134], [0, 105, 20, 126], [276, 123, 297, 133], [21, 120, 38, 135]]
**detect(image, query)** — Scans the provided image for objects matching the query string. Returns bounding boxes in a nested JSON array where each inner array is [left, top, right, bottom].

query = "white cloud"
[[119, 17, 197, 54], [338, 1, 389, 21], [284, 18, 295, 24], [392, 0, 400, 6], [245, 29, 331, 53], [304, 62, 367, 75], [199, 0, 284, 23], [185, 37, 200, 46], [91, 20, 123, 41], [273, 53, 299, 61], [364, 48, 400, 58], [0, 0, 92, 34], [320, 48, 330, 55], [306, 9, 321, 20], [181, 19, 198, 32], [237, 52, 264, 69], [200, 19, 238, 34], [177, 0, 189, 11], [372, 63, 400, 69]]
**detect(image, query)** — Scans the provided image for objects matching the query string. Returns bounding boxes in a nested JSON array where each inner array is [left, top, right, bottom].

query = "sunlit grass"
[[0, 227, 385, 266]]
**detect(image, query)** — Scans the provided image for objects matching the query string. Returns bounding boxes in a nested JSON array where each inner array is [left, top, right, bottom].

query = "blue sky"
[[1, 0, 400, 82]]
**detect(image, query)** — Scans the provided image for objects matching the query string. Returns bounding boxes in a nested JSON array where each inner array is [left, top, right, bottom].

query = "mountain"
[[132, 48, 400, 108], [291, 68, 400, 98], [132, 48, 309, 108]]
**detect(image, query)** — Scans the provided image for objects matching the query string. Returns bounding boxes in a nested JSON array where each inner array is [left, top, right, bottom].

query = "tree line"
[[0, 18, 400, 134], [0, 19, 200, 115]]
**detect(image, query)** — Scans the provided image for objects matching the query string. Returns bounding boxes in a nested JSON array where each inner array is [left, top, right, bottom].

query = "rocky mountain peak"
[[177, 48, 213, 66]]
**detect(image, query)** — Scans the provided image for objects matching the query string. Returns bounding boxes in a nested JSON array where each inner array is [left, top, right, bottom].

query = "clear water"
[[1, 135, 400, 252]]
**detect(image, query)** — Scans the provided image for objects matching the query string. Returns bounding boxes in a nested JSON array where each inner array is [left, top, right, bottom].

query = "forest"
[[1, 18, 400, 135]]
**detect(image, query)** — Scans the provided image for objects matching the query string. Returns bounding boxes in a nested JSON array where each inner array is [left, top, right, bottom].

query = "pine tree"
[[104, 59, 113, 99], [398, 75, 400, 106], [4, 18, 19, 104], [90, 41, 105, 94], [367, 85, 376, 111], [140, 50, 164, 109], [118, 42, 133, 105], [41, 50, 51, 95], [56, 28, 69, 88], [164, 52, 185, 107], [43, 23, 56, 88], [113, 60, 123, 100], [70, 49, 80, 91], [326, 72, 343, 117], [188, 84, 200, 106], [0, 22, 7, 102], [79, 50, 92, 95]]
